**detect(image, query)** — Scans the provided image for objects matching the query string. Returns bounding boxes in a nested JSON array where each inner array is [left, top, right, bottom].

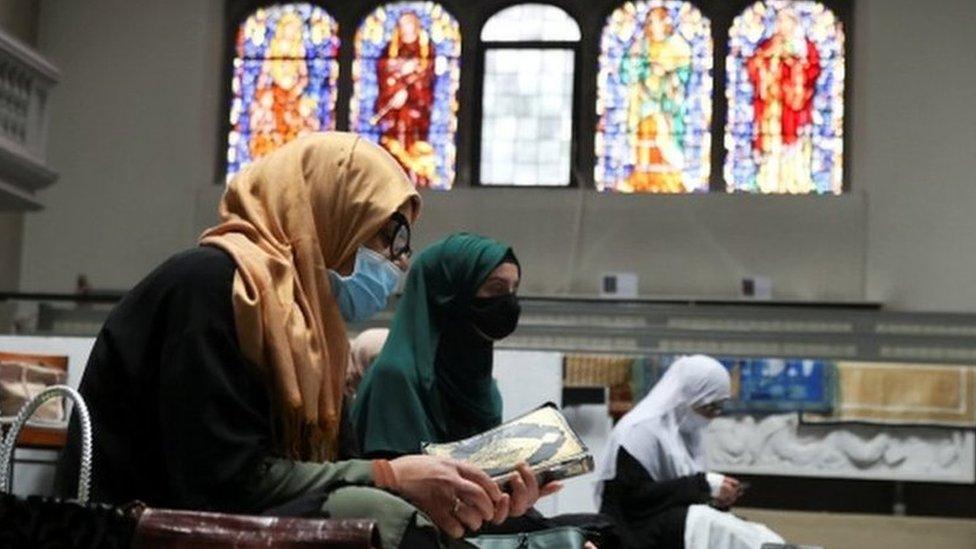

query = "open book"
[[422, 403, 594, 485]]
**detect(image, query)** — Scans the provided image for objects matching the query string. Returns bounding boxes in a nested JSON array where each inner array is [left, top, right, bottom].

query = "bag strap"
[[0, 384, 92, 503]]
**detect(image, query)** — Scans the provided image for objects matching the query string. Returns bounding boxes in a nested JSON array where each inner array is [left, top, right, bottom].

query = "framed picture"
[[0, 351, 70, 448]]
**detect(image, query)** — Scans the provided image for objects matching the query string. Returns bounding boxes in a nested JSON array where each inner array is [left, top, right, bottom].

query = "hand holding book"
[[499, 462, 564, 516], [384, 454, 508, 538], [422, 404, 594, 493]]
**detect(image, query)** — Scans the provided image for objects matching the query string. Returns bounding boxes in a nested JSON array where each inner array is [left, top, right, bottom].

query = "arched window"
[[724, 1, 845, 194], [595, 1, 713, 193], [351, 2, 461, 190], [226, 4, 340, 181], [478, 4, 580, 187]]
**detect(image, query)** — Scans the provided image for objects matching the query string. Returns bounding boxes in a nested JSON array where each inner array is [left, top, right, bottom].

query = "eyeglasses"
[[699, 400, 727, 415], [385, 212, 411, 260]]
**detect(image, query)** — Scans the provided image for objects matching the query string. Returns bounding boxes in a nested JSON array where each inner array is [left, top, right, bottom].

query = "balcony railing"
[[0, 28, 60, 211]]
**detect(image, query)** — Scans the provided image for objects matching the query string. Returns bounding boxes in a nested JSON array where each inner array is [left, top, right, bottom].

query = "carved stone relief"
[[705, 413, 975, 483]]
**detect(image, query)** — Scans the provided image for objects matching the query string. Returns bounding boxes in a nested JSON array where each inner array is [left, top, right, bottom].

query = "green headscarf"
[[352, 233, 517, 456]]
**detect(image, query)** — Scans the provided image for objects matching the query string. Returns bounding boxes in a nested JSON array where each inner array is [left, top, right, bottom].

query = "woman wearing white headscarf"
[[346, 328, 390, 398], [595, 355, 784, 549]]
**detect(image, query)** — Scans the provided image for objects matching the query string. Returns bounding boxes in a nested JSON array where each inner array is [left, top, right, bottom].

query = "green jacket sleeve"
[[239, 457, 377, 511]]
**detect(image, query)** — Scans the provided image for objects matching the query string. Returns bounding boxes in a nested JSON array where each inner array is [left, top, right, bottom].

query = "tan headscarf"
[[200, 132, 419, 461]]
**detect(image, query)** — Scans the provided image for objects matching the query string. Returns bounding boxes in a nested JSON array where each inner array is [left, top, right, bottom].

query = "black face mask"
[[467, 293, 521, 341]]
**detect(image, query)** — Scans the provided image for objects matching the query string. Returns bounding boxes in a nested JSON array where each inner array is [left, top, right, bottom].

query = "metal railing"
[[4, 291, 976, 365]]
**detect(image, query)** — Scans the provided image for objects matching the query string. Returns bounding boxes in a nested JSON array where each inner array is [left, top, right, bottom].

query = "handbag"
[[1, 385, 381, 547], [1, 384, 380, 547], [132, 508, 379, 548], [467, 526, 589, 549], [0, 384, 137, 548]]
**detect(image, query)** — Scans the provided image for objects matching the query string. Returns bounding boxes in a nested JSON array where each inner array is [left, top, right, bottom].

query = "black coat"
[[599, 447, 712, 549]]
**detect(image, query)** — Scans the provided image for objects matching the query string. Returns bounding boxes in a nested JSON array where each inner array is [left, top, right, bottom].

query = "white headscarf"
[[346, 328, 389, 398], [595, 355, 731, 503]]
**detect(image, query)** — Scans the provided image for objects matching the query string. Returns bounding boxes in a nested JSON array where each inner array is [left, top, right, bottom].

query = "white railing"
[[0, 28, 59, 211]]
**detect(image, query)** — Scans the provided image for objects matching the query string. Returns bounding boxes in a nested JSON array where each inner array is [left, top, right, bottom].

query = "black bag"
[[1, 385, 380, 549], [476, 509, 622, 549], [0, 493, 137, 548], [0, 385, 138, 548]]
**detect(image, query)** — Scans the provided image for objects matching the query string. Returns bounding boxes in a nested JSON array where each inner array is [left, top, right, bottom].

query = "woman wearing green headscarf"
[[352, 233, 560, 518]]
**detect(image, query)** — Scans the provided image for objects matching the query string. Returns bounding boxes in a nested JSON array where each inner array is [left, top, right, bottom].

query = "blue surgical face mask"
[[329, 246, 405, 323]]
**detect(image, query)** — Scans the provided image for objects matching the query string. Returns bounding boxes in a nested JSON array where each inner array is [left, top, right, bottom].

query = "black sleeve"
[[156, 273, 273, 512], [155, 253, 376, 513], [614, 447, 711, 515]]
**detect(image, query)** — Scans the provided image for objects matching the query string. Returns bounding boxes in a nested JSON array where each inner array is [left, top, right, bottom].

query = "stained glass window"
[[481, 4, 581, 42], [724, 1, 845, 194], [595, 1, 713, 193], [480, 5, 579, 187], [351, 2, 461, 190], [226, 4, 340, 182]]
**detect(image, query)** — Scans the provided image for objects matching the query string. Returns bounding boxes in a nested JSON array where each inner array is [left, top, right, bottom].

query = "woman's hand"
[[505, 462, 563, 517], [389, 455, 510, 538], [714, 476, 742, 508]]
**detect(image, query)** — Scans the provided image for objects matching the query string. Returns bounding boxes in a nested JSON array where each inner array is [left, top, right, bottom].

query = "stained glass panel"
[[351, 2, 461, 190], [226, 4, 339, 182], [595, 1, 713, 193], [724, 1, 845, 194]]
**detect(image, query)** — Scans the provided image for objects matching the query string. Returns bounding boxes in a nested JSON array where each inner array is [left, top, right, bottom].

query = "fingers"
[[719, 487, 733, 503], [724, 479, 742, 503], [451, 476, 495, 521], [430, 509, 465, 539], [509, 467, 529, 516], [714, 484, 732, 507], [539, 481, 563, 497], [456, 461, 504, 503], [455, 502, 485, 532], [717, 485, 738, 508], [517, 463, 539, 497], [511, 463, 540, 516], [498, 472, 517, 493], [492, 493, 511, 525]]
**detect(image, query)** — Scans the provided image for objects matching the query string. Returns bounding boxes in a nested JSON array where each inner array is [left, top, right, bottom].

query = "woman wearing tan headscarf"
[[55, 133, 511, 548]]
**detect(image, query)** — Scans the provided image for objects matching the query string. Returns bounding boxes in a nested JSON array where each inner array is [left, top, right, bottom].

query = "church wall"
[[14, 0, 976, 312], [853, 0, 976, 311]]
